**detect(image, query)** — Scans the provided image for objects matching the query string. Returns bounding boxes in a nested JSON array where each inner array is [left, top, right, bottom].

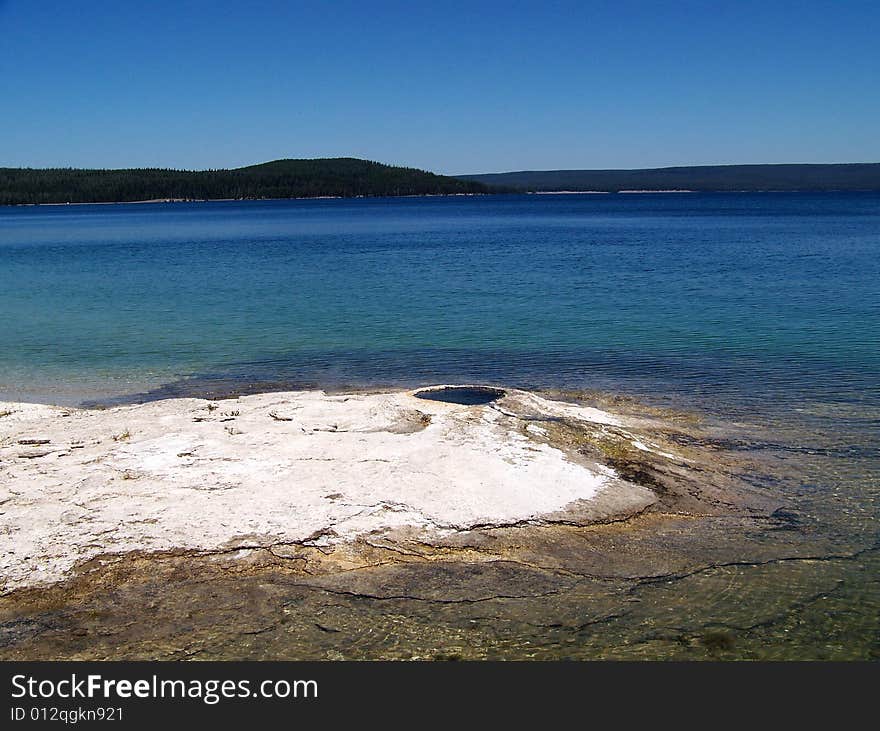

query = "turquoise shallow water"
[[1, 193, 878, 413]]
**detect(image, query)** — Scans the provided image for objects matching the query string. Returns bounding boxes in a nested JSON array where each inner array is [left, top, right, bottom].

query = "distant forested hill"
[[458, 163, 880, 192], [0, 158, 489, 204]]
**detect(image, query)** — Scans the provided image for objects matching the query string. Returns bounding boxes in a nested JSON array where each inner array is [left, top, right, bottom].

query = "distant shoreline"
[[6, 159, 880, 206], [4, 192, 491, 208], [532, 189, 694, 194], [459, 161, 880, 194], [0, 157, 490, 206], [10, 188, 880, 208]]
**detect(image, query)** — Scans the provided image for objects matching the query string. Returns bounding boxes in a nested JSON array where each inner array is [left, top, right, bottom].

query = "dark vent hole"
[[413, 386, 506, 405]]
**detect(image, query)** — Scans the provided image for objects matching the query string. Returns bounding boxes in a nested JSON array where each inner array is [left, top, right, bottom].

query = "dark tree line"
[[0, 158, 491, 205]]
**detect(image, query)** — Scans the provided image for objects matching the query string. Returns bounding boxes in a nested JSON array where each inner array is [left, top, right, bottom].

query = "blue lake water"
[[1, 193, 878, 418], [2, 192, 878, 657]]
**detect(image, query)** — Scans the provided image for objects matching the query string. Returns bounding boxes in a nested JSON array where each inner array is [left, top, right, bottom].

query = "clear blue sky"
[[1, 0, 878, 173]]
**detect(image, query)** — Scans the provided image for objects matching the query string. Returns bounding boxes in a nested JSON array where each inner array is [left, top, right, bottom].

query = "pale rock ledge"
[[0, 388, 656, 592]]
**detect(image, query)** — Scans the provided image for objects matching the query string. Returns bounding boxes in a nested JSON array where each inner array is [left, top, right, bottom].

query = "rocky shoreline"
[[1, 387, 874, 659]]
